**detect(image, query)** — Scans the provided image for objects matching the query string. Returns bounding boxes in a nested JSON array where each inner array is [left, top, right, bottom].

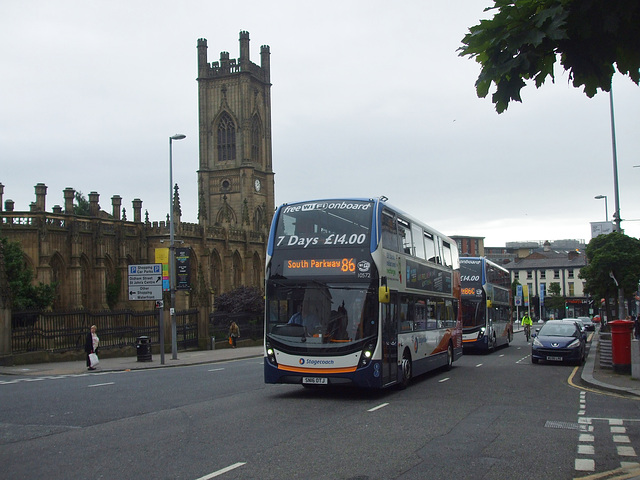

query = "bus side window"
[[399, 296, 413, 332], [412, 225, 426, 259], [398, 218, 412, 255], [444, 299, 456, 327], [424, 232, 436, 263], [414, 300, 426, 331], [381, 210, 400, 253], [426, 298, 438, 330], [442, 241, 453, 267]]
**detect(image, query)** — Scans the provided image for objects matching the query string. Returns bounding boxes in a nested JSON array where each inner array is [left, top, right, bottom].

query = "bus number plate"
[[303, 377, 328, 385]]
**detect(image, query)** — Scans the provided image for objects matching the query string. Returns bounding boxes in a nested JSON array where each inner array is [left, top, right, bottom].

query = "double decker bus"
[[460, 257, 512, 352], [263, 197, 462, 389]]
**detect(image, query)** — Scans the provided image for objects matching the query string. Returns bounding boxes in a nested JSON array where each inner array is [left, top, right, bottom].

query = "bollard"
[[211, 336, 216, 350]]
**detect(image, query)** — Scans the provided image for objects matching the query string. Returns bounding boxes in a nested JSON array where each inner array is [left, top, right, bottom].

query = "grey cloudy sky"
[[2, 0, 639, 247]]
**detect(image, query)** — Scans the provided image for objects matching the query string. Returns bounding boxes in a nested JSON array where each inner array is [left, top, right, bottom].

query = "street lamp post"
[[169, 133, 186, 360], [594, 195, 608, 222], [608, 88, 622, 232]]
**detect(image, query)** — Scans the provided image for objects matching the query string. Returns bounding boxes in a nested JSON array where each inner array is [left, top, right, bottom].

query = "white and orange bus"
[[460, 257, 512, 352], [263, 197, 462, 389]]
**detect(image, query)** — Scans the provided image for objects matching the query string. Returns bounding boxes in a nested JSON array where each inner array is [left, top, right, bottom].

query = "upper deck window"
[[275, 200, 372, 249]]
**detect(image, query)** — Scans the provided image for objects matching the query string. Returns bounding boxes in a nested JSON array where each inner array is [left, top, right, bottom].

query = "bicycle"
[[524, 324, 531, 342]]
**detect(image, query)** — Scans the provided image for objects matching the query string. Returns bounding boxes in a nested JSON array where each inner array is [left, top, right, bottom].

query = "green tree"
[[459, 0, 640, 113], [511, 278, 521, 299], [0, 237, 56, 310], [105, 269, 122, 310], [545, 281, 565, 313], [579, 232, 640, 318], [74, 191, 91, 216]]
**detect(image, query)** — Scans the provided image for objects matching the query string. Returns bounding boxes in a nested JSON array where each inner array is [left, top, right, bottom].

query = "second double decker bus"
[[263, 197, 462, 389], [460, 257, 512, 352]]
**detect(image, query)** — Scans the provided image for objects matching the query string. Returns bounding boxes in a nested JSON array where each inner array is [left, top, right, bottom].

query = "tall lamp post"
[[608, 89, 622, 232], [169, 133, 186, 360], [594, 195, 608, 222]]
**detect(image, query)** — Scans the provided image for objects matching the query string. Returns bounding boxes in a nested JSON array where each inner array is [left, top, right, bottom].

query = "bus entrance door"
[[382, 296, 398, 385]]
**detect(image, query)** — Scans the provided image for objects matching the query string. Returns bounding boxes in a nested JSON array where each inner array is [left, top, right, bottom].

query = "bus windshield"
[[461, 297, 486, 328], [274, 200, 373, 250], [266, 281, 378, 347]]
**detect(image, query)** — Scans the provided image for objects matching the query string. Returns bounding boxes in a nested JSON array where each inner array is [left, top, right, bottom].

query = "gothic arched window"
[[232, 251, 243, 286], [251, 115, 261, 163], [210, 250, 222, 295], [217, 112, 236, 162], [252, 252, 261, 287]]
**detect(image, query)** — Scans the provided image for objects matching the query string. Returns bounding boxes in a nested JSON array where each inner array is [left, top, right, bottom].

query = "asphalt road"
[[1, 334, 638, 480]]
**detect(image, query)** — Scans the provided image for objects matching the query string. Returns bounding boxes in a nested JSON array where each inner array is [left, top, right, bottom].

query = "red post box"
[[609, 320, 634, 373]]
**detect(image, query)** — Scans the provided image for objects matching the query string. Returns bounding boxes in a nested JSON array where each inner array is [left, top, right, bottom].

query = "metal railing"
[[11, 309, 199, 353], [208, 312, 263, 345]]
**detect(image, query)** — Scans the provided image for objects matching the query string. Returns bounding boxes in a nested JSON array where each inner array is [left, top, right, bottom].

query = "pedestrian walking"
[[85, 324, 99, 370], [634, 315, 640, 340], [229, 321, 240, 348]]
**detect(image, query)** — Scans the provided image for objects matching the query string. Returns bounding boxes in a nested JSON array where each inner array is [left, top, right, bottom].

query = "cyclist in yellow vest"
[[521, 313, 533, 341]]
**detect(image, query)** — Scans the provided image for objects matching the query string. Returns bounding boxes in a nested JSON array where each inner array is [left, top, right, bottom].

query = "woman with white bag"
[[85, 325, 100, 370]]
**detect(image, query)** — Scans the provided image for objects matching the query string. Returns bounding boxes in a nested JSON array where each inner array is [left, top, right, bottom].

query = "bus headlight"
[[265, 342, 278, 366], [358, 343, 375, 368], [479, 327, 486, 337]]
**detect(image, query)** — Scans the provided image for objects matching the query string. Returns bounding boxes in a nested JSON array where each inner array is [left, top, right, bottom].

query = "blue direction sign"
[[128, 264, 163, 301]]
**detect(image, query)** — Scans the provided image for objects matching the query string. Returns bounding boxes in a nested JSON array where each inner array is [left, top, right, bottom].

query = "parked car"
[[578, 317, 596, 331], [561, 318, 587, 338], [577, 316, 595, 331], [532, 320, 586, 365]]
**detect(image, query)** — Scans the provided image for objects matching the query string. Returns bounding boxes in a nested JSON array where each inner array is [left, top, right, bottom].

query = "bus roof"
[[272, 197, 457, 247]]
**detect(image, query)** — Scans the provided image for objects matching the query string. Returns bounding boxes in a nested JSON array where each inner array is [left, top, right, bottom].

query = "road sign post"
[[128, 264, 163, 301], [129, 264, 163, 364]]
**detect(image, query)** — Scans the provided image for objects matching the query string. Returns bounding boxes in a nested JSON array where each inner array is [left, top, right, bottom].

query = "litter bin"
[[136, 336, 152, 362], [609, 320, 634, 373]]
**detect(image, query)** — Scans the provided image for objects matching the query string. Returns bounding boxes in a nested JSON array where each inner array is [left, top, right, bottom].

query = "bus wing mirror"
[[379, 285, 390, 304]]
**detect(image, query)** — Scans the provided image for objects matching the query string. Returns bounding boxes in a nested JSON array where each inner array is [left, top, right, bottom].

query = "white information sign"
[[128, 264, 163, 301]]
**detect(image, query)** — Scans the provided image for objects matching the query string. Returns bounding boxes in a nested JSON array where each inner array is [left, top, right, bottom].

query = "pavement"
[[0, 344, 265, 377], [1, 329, 639, 399]]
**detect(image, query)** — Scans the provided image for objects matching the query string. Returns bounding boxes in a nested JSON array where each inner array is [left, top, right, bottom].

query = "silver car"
[[577, 316, 595, 331]]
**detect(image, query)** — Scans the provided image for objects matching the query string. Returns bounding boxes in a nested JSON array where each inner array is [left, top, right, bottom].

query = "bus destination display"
[[283, 257, 371, 278]]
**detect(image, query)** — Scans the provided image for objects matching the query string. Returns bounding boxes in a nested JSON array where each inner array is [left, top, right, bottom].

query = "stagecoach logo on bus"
[[357, 260, 370, 272], [299, 358, 336, 366], [412, 335, 428, 353]]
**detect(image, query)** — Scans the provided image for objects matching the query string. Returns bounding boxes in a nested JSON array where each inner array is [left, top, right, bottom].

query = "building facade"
[[451, 235, 485, 258], [505, 243, 589, 319], [0, 32, 274, 314]]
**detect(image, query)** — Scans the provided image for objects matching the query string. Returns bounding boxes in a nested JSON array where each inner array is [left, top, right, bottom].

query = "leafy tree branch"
[[459, 0, 640, 113]]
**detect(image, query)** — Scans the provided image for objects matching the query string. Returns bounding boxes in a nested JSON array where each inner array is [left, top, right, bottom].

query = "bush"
[[214, 285, 264, 315]]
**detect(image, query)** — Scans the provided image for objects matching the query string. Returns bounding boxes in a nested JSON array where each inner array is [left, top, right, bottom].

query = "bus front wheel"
[[399, 352, 412, 389], [445, 344, 453, 370]]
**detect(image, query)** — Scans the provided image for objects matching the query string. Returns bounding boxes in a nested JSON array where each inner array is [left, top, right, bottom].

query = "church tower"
[[196, 32, 274, 232]]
